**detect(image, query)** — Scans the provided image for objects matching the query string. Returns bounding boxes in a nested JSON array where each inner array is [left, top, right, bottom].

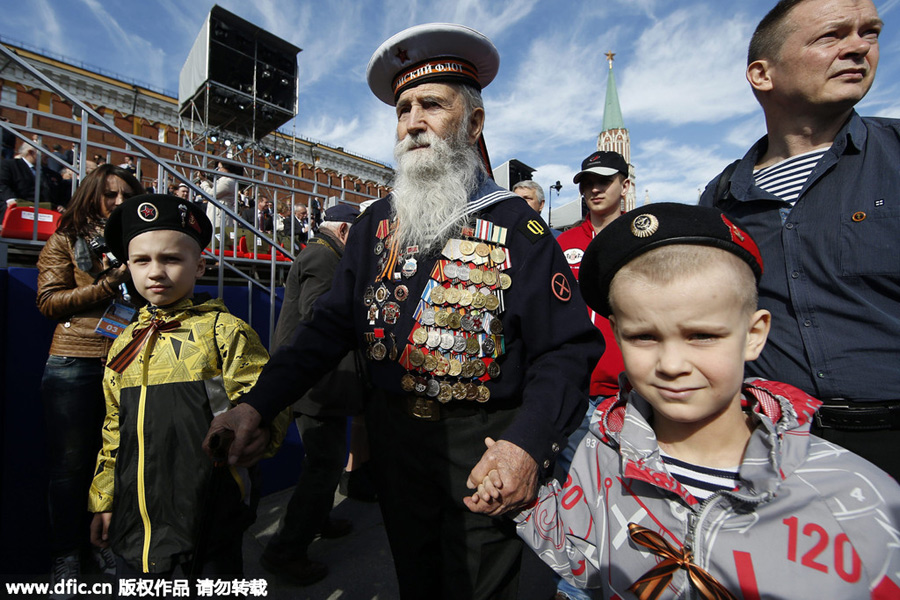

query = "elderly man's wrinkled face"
[[396, 83, 469, 145]]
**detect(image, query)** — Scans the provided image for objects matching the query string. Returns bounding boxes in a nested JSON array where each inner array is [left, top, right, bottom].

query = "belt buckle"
[[815, 402, 850, 430], [408, 397, 440, 421]]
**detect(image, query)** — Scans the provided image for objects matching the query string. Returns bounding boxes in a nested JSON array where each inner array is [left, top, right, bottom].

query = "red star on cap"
[[395, 47, 409, 63]]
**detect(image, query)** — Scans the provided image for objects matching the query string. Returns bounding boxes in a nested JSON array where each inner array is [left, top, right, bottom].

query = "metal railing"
[[0, 43, 380, 345]]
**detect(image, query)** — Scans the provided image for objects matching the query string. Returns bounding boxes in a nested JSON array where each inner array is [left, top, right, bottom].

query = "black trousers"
[[366, 394, 523, 600], [266, 414, 348, 557], [810, 424, 900, 481]]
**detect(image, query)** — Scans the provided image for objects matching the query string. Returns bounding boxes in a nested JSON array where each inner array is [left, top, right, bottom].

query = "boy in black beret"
[[470, 203, 900, 599], [87, 194, 290, 580]]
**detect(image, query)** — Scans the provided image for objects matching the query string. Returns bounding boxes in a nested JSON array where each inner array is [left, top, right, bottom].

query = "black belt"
[[814, 400, 900, 431]]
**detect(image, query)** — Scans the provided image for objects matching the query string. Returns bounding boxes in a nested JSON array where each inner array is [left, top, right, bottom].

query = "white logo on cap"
[[564, 248, 584, 265]]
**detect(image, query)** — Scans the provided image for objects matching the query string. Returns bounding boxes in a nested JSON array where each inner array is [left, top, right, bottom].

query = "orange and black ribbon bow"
[[627, 523, 737, 600], [107, 317, 181, 373]]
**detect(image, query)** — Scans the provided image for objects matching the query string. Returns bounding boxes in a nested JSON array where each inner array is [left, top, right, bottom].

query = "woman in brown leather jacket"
[[36, 164, 142, 588]]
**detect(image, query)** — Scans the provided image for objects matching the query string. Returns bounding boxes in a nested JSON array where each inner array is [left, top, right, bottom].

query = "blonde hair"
[[609, 245, 758, 315]]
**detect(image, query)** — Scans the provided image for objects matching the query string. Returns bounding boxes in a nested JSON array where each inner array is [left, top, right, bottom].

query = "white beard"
[[390, 125, 484, 254]]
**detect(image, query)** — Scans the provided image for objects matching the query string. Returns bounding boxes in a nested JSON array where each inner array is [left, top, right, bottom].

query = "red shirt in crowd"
[[557, 218, 624, 397]]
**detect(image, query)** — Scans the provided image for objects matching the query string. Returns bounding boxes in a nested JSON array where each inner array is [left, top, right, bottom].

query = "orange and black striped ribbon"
[[107, 318, 181, 374], [627, 523, 737, 600], [377, 225, 401, 282]]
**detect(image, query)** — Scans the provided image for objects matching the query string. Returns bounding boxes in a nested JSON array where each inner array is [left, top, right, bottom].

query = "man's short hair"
[[748, 0, 810, 64], [609, 245, 759, 316], [513, 180, 544, 204]]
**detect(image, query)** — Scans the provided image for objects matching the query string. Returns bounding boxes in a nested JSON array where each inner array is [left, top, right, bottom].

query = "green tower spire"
[[602, 51, 624, 132]]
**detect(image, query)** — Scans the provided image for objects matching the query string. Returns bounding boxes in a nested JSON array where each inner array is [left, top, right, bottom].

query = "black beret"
[[579, 202, 764, 317], [105, 194, 213, 259]]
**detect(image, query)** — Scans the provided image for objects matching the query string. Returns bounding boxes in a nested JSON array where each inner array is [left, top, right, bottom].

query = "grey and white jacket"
[[516, 378, 900, 599]]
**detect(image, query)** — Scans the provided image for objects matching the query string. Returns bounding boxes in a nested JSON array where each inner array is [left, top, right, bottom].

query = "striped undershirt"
[[753, 148, 828, 204], [660, 450, 740, 502]]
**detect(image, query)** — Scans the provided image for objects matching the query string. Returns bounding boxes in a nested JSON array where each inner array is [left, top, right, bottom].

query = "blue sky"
[[3, 0, 899, 219]]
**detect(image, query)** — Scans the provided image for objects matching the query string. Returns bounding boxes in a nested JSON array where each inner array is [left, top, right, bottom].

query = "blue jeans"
[[554, 396, 603, 600], [41, 355, 107, 557]]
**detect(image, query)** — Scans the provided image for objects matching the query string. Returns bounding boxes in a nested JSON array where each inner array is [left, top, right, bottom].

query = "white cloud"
[[77, 0, 168, 91], [632, 137, 737, 205], [620, 7, 758, 125], [30, 0, 65, 56]]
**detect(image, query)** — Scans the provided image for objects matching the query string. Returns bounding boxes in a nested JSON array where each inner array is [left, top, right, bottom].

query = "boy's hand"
[[90, 512, 112, 548], [202, 403, 267, 467], [464, 437, 538, 516]]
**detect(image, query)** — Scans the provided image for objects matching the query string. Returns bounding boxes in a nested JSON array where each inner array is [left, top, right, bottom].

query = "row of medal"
[[363, 218, 513, 404]]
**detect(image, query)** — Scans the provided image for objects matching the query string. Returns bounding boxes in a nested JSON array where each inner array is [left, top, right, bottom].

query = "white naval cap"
[[366, 22, 500, 106]]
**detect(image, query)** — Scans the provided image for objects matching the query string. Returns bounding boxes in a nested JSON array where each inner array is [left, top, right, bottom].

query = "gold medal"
[[434, 309, 449, 327], [484, 294, 500, 311], [473, 359, 487, 377], [469, 267, 483, 285], [445, 287, 461, 305], [482, 269, 498, 287], [490, 247, 506, 264], [372, 341, 387, 361], [466, 383, 479, 401], [499, 273, 512, 290], [413, 327, 429, 345], [471, 292, 486, 309], [460, 240, 476, 256], [401, 373, 416, 392], [458, 290, 473, 307], [465, 337, 480, 355], [461, 360, 474, 379], [447, 311, 462, 329], [489, 316, 503, 334], [423, 353, 438, 372], [438, 382, 453, 403], [448, 358, 462, 376], [487, 361, 501, 379], [452, 382, 468, 400], [434, 355, 450, 376], [409, 347, 425, 367], [477, 385, 490, 403], [475, 242, 490, 257], [430, 286, 446, 305]]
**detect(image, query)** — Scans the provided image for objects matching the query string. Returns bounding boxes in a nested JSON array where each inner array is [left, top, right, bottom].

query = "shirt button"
[[543, 459, 551, 469], [551, 443, 560, 453], [803, 320, 812, 327], [63, 321, 71, 328], [817, 371, 826, 379], [785, 223, 794, 230], [791, 271, 800, 279]]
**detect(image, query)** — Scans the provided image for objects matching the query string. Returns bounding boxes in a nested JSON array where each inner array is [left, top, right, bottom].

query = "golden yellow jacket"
[[88, 296, 289, 573]]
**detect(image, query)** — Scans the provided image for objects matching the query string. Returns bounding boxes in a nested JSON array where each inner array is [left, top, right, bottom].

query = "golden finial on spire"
[[606, 51, 615, 69]]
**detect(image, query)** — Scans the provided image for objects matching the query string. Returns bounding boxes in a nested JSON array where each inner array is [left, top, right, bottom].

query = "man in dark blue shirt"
[[699, 0, 899, 478]]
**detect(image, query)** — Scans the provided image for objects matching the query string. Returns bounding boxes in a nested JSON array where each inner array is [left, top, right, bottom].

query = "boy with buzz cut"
[[469, 203, 900, 599], [88, 194, 290, 578]]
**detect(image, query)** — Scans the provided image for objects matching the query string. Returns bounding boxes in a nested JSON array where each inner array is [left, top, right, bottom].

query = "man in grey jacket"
[[261, 204, 363, 585]]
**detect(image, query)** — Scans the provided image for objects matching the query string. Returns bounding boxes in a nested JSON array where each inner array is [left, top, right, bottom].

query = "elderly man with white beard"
[[204, 23, 602, 599]]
